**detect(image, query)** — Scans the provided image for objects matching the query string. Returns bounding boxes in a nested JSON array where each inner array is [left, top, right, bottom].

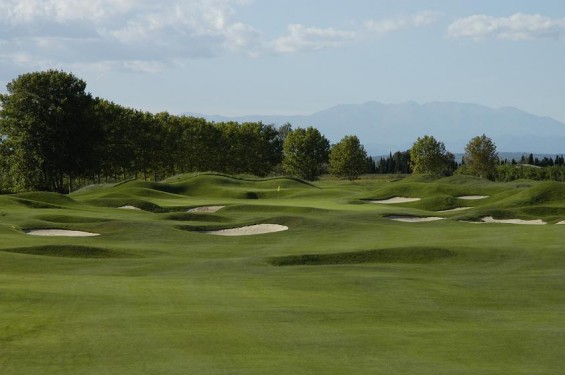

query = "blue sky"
[[1, 0, 565, 122]]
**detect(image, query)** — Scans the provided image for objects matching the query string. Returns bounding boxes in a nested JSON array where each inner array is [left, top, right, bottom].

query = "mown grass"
[[270, 247, 456, 266], [1, 245, 131, 258], [1, 173, 565, 374]]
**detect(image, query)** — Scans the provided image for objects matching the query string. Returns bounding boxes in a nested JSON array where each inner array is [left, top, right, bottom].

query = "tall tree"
[[409, 135, 449, 176], [328, 135, 368, 180], [283, 127, 330, 180], [463, 134, 498, 180], [0, 70, 98, 192]]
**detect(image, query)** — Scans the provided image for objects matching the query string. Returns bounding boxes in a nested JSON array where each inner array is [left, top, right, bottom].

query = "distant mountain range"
[[185, 101, 565, 155]]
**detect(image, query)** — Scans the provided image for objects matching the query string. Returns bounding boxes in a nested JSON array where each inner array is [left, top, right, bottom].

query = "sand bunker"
[[118, 205, 141, 210], [187, 206, 225, 213], [438, 207, 472, 213], [25, 229, 100, 237], [557, 221, 565, 225], [386, 216, 445, 223], [479, 216, 546, 225], [371, 197, 421, 204], [458, 195, 489, 200], [206, 224, 288, 236]]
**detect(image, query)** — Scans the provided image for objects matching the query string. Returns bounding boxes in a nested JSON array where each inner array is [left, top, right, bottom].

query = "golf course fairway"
[[1, 173, 564, 374]]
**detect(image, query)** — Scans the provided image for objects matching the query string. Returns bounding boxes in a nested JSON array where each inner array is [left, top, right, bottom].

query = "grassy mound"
[[364, 178, 499, 205], [162, 173, 317, 199], [35, 214, 109, 224], [9, 192, 78, 209], [498, 181, 565, 207], [0, 245, 129, 258], [162, 212, 232, 222], [270, 247, 456, 266], [82, 198, 166, 212], [71, 173, 317, 202]]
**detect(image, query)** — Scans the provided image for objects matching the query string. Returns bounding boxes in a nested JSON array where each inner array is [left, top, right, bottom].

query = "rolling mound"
[[163, 212, 232, 222], [35, 214, 109, 224], [499, 181, 565, 206], [271, 247, 455, 266], [81, 198, 165, 212], [0, 245, 127, 258], [10, 192, 78, 209], [71, 174, 317, 202], [165, 174, 317, 199]]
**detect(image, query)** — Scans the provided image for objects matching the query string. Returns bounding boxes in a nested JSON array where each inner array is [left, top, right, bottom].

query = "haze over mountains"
[[187, 101, 565, 155]]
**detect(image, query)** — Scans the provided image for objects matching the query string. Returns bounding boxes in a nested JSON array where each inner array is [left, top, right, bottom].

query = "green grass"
[[1, 173, 565, 374], [1, 245, 131, 258], [270, 247, 456, 265]]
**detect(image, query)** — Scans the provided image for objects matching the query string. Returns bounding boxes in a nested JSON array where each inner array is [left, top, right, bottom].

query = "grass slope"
[[1, 173, 564, 374]]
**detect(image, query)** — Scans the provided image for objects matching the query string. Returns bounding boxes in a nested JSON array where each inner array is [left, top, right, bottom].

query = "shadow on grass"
[[270, 247, 455, 266], [1, 245, 135, 259]]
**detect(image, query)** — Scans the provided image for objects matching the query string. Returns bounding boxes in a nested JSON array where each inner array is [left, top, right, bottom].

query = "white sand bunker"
[[187, 206, 225, 213], [557, 221, 565, 225], [438, 207, 472, 213], [387, 216, 445, 223], [25, 229, 100, 237], [371, 197, 421, 204], [479, 216, 546, 225], [458, 195, 489, 200], [118, 205, 141, 210], [206, 224, 288, 236]]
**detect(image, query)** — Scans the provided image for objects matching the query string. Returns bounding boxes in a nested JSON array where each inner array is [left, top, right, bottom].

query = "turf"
[[1, 174, 564, 374]]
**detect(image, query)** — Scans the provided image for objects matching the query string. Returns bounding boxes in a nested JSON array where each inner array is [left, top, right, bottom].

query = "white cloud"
[[365, 11, 441, 35], [0, 0, 255, 71], [270, 24, 356, 54], [447, 13, 565, 41], [269, 11, 439, 55], [0, 2, 439, 74]]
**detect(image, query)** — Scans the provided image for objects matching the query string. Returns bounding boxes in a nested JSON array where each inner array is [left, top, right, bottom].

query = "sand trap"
[[458, 195, 489, 200], [438, 207, 472, 213], [479, 216, 546, 225], [557, 221, 565, 225], [187, 206, 225, 213], [25, 229, 100, 237], [386, 216, 445, 223], [206, 224, 288, 236], [118, 205, 141, 210], [371, 197, 421, 204]]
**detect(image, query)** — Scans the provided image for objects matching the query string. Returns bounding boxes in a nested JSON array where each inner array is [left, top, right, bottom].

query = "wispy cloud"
[[365, 11, 441, 35], [0, 0, 253, 71], [270, 24, 356, 54], [0, 2, 439, 73], [447, 13, 565, 41]]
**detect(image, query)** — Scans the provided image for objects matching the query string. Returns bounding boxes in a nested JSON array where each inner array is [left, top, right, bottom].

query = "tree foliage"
[[7, 70, 564, 191], [0, 70, 98, 192], [409, 135, 449, 176], [283, 127, 330, 180], [329, 135, 368, 180], [463, 134, 498, 180], [377, 151, 412, 174]]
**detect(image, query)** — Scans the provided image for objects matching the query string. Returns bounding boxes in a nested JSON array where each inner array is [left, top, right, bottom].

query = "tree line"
[[1, 70, 564, 193], [0, 70, 372, 192]]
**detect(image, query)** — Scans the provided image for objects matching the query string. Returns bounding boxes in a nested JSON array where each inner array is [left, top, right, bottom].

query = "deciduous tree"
[[409, 135, 449, 176], [283, 127, 330, 180], [464, 134, 498, 180], [0, 70, 98, 192], [328, 135, 368, 180]]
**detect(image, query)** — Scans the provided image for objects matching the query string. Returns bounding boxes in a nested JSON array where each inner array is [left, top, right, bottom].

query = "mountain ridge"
[[184, 101, 565, 155]]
